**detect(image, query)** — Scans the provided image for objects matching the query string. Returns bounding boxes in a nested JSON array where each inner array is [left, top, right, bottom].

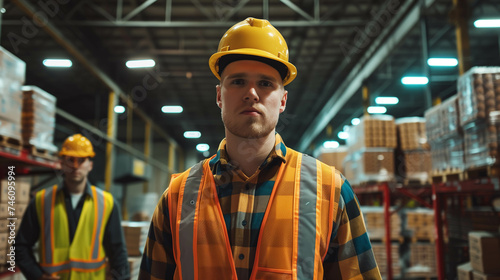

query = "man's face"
[[61, 156, 93, 185], [216, 60, 288, 139]]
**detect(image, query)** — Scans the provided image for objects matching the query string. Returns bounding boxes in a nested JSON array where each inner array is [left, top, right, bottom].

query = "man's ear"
[[216, 85, 222, 108], [89, 160, 94, 171], [279, 90, 288, 113]]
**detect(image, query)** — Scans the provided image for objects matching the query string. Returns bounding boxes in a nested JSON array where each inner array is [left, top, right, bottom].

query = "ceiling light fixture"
[[196, 143, 210, 152], [401, 76, 429, 85], [474, 19, 500, 28], [351, 118, 360, 125], [126, 59, 155, 68], [114, 105, 125, 114], [427, 58, 458, 67], [375, 96, 399, 105], [323, 141, 339, 149], [184, 131, 201, 139], [367, 106, 387, 114], [161, 105, 183, 113], [338, 131, 349, 140], [43, 59, 72, 67]]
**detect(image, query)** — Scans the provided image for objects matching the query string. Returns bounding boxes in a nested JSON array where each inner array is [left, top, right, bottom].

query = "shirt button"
[[241, 220, 247, 226], [239, 254, 245, 260]]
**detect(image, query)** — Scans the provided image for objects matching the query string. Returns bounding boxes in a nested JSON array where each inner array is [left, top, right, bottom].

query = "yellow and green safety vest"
[[35, 185, 113, 280]]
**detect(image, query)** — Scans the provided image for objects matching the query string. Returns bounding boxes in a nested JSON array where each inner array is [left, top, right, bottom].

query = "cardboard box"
[[473, 271, 500, 280], [469, 231, 500, 274], [457, 262, 474, 280], [1, 180, 30, 204]]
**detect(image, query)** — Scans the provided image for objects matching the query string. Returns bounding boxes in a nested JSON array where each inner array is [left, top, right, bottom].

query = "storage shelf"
[[0, 146, 60, 171]]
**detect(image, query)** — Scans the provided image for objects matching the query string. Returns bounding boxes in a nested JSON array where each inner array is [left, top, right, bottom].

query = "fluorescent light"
[[375, 97, 399, 105], [367, 106, 387, 114], [427, 58, 458, 67], [323, 141, 339, 149], [126, 59, 155, 68], [43, 59, 72, 67], [474, 19, 500, 28], [351, 118, 360, 126], [161, 105, 183, 113], [338, 131, 349, 140], [184, 131, 201, 139], [196, 143, 210, 152], [114, 105, 125, 114], [401, 76, 429, 85]]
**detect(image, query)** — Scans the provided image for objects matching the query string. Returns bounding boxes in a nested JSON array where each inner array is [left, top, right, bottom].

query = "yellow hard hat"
[[59, 134, 95, 158], [209, 17, 297, 86]]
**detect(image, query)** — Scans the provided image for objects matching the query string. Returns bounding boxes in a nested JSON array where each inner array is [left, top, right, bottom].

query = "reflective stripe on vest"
[[297, 154, 318, 279], [39, 185, 107, 273], [178, 163, 204, 280], [177, 152, 322, 279]]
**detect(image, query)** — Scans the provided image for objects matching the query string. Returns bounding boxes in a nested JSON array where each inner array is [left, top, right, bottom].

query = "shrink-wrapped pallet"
[[343, 147, 395, 185], [346, 115, 397, 151], [396, 117, 428, 151], [21, 86, 57, 153]]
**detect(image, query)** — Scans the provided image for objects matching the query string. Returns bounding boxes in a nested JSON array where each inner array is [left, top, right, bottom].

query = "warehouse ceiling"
[[1, 0, 499, 159]]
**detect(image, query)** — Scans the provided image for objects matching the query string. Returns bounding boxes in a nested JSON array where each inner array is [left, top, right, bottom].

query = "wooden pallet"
[[27, 145, 58, 161], [431, 168, 464, 183], [464, 165, 500, 180], [403, 177, 431, 186], [0, 135, 22, 151]]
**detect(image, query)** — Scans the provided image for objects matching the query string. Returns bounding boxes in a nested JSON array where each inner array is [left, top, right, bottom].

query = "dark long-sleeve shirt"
[[16, 182, 130, 280]]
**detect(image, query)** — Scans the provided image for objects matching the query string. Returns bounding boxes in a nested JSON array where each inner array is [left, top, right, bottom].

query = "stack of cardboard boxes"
[[405, 209, 435, 241], [458, 231, 500, 280], [0, 180, 31, 274], [425, 94, 465, 174], [362, 206, 402, 241], [371, 243, 401, 278], [317, 146, 348, 174], [395, 117, 431, 183], [21, 86, 57, 154], [344, 115, 397, 185], [0, 46, 26, 147], [458, 67, 500, 169], [406, 243, 437, 278]]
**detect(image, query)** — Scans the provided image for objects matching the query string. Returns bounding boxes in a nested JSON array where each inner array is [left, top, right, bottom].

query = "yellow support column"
[[143, 121, 151, 193], [362, 83, 369, 116], [451, 0, 471, 75], [169, 142, 175, 175], [126, 98, 133, 146], [105, 91, 118, 192]]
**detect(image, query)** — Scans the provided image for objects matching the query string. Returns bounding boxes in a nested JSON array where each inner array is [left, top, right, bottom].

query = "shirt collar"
[[209, 133, 287, 171], [60, 181, 92, 197]]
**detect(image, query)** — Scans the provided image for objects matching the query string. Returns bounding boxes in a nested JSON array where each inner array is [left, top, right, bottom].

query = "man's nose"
[[244, 86, 259, 101]]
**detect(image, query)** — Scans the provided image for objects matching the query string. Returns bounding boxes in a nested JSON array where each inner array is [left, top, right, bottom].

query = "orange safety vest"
[[167, 148, 340, 280], [35, 185, 113, 280]]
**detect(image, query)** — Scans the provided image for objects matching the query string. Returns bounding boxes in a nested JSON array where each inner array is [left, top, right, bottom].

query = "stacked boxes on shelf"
[[458, 67, 500, 169], [395, 117, 431, 183], [361, 206, 402, 241], [343, 115, 397, 185], [121, 221, 149, 257], [405, 208, 435, 241], [406, 243, 437, 278], [466, 231, 500, 279], [0, 179, 30, 273], [21, 86, 58, 153], [0, 46, 26, 145], [425, 94, 465, 174], [372, 243, 401, 278], [317, 145, 348, 174]]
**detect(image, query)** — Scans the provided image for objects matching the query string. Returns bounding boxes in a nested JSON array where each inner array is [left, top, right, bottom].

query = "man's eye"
[[231, 79, 245, 85], [259, 81, 273, 87]]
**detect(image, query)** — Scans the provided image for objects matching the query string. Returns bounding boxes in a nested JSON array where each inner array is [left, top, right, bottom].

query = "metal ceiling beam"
[[297, 0, 437, 152], [122, 0, 157, 21], [280, 0, 314, 21], [3, 19, 364, 27], [10, 0, 180, 149]]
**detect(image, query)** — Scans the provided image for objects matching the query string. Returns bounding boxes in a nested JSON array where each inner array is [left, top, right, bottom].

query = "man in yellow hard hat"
[[16, 134, 130, 280], [139, 18, 381, 280]]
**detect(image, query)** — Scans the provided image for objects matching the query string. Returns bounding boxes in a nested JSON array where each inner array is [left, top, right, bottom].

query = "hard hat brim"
[[209, 49, 297, 86], [59, 150, 96, 158]]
